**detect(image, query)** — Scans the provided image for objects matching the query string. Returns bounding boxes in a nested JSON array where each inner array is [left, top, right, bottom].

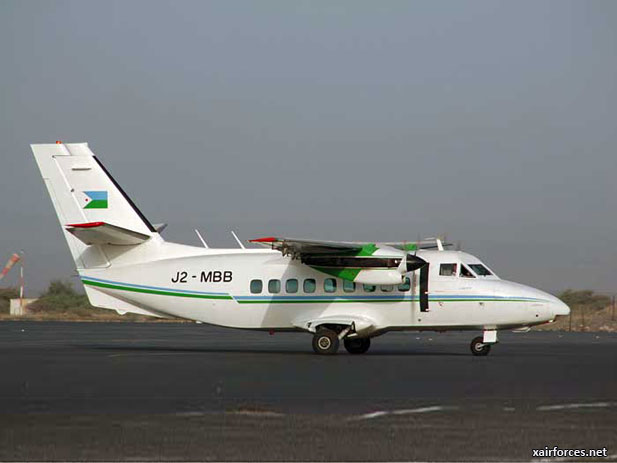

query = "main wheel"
[[344, 337, 371, 354], [470, 336, 491, 356], [312, 328, 340, 355]]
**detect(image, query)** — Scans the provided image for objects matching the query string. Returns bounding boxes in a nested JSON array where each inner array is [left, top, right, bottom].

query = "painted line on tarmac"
[[353, 411, 389, 420], [392, 405, 456, 415], [350, 405, 455, 421], [536, 401, 616, 411]]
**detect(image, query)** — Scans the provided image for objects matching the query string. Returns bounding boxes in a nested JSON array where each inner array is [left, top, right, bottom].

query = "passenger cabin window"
[[363, 284, 376, 292], [343, 281, 356, 292], [398, 277, 411, 291], [469, 264, 493, 276], [304, 278, 316, 293], [324, 278, 337, 293], [460, 265, 475, 278], [439, 263, 457, 276], [286, 278, 298, 293], [250, 279, 263, 294], [381, 285, 394, 292], [268, 279, 281, 293]]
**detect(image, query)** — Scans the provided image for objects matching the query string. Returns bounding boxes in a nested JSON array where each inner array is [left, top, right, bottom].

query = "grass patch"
[[22, 280, 169, 322], [0, 287, 19, 314]]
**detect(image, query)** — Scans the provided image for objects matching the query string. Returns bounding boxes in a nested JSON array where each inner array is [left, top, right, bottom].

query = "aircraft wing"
[[249, 236, 428, 284], [248, 236, 443, 255]]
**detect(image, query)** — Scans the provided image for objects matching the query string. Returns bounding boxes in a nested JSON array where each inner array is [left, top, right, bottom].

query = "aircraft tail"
[[31, 142, 158, 270]]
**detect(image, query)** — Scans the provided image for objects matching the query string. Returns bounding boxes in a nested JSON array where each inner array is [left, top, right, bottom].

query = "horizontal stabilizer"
[[65, 221, 150, 246]]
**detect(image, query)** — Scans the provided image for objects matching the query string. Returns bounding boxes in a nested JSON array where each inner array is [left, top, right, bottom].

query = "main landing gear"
[[312, 328, 339, 355], [311, 327, 371, 355], [470, 330, 498, 356], [344, 337, 371, 354]]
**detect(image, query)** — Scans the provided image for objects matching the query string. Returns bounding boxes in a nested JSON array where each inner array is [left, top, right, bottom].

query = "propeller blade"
[[406, 254, 427, 272]]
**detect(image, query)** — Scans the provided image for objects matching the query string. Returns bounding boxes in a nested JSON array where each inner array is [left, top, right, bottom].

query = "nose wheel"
[[470, 336, 491, 356]]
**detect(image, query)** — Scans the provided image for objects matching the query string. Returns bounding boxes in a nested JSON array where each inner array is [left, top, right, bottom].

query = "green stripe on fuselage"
[[82, 278, 540, 305], [235, 297, 538, 304], [82, 279, 232, 300]]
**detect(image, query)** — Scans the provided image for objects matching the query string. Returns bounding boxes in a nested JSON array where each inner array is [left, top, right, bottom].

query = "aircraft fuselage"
[[81, 239, 568, 335]]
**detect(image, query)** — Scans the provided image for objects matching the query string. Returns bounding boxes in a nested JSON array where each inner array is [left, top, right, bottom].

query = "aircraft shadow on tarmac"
[[77, 344, 470, 356]]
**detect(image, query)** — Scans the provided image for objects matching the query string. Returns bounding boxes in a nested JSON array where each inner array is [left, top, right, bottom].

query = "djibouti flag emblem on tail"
[[83, 191, 108, 209]]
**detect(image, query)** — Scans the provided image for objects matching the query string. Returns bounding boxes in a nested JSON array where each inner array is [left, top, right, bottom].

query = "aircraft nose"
[[549, 297, 571, 316], [497, 281, 571, 319], [536, 289, 571, 317]]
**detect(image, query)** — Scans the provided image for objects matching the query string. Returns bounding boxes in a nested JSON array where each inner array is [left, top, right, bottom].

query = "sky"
[[1, 0, 616, 295]]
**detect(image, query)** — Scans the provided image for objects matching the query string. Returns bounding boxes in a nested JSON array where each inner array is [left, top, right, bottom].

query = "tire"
[[344, 337, 371, 354], [312, 328, 340, 355], [470, 336, 491, 356]]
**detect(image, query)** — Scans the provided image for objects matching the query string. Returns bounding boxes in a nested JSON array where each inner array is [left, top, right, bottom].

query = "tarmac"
[[0, 321, 615, 461]]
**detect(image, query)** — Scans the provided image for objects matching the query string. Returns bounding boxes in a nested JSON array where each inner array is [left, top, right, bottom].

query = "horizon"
[[1, 1, 617, 294]]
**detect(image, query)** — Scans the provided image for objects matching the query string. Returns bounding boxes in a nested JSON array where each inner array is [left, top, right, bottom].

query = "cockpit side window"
[[469, 264, 493, 276], [439, 263, 457, 276], [460, 265, 475, 278]]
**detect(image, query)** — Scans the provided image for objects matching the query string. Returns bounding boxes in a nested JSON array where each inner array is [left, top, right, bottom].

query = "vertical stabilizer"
[[31, 142, 157, 269]]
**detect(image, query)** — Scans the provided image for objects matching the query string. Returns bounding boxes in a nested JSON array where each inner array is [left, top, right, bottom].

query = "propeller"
[[406, 253, 427, 272]]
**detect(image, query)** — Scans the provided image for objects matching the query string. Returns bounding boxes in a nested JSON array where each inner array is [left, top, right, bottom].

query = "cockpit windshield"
[[469, 263, 493, 276], [460, 265, 475, 278]]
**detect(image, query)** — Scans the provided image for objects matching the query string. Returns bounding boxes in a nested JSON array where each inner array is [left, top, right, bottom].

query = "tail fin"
[[31, 142, 157, 269]]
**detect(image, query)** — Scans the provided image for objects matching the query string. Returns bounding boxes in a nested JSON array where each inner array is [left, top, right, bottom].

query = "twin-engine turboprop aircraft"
[[31, 142, 570, 355]]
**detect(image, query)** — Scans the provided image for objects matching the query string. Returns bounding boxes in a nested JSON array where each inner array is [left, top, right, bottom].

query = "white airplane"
[[31, 142, 570, 356]]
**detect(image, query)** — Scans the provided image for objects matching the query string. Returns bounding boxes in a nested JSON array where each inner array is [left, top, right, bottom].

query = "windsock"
[[0, 253, 21, 281]]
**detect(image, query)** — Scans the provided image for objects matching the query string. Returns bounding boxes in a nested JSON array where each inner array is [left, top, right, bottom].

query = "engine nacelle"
[[353, 269, 405, 285]]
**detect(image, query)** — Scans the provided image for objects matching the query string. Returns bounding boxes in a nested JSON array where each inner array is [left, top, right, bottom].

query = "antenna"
[[231, 231, 246, 249], [19, 250, 24, 310], [194, 229, 208, 248]]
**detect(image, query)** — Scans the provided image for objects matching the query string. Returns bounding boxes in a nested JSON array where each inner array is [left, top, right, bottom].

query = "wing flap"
[[65, 221, 150, 246], [249, 236, 363, 255]]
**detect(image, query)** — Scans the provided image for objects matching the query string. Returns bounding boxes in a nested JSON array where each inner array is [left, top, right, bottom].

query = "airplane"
[[31, 142, 571, 356]]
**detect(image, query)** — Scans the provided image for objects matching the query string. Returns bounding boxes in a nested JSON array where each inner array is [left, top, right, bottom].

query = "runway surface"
[[0, 321, 615, 461]]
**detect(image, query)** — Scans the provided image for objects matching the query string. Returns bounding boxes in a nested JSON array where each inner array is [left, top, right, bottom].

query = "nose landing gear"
[[470, 336, 491, 356], [470, 330, 498, 356]]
